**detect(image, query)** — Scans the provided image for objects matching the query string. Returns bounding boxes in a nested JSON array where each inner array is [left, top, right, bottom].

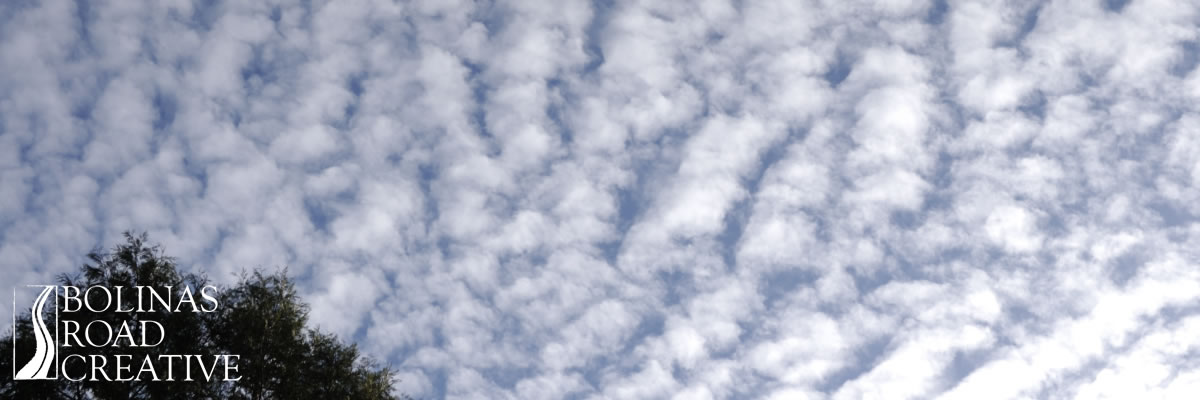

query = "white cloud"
[[985, 205, 1042, 253], [3, 0, 1200, 398]]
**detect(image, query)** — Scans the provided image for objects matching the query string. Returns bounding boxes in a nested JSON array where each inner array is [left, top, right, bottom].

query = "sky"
[[2, 0, 1200, 398]]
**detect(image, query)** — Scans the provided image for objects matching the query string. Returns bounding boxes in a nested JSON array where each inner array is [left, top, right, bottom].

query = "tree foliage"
[[0, 232, 407, 400]]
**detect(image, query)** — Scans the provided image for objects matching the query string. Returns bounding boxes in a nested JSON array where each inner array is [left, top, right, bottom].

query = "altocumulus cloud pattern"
[[3, 0, 1200, 398]]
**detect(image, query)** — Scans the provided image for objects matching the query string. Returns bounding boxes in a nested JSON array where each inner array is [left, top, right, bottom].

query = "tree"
[[0, 232, 409, 399], [212, 270, 401, 400]]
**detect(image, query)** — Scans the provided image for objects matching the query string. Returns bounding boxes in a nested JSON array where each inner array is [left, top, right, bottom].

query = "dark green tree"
[[212, 270, 400, 400], [0, 232, 408, 400]]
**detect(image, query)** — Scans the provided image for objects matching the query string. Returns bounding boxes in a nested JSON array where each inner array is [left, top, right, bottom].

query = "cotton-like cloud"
[[4, 0, 1200, 398]]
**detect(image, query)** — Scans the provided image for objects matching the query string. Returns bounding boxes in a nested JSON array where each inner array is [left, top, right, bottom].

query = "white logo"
[[13, 285, 58, 380], [10, 284, 240, 382]]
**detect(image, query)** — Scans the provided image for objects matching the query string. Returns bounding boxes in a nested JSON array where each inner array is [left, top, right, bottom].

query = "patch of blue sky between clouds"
[[4, 0, 1200, 399]]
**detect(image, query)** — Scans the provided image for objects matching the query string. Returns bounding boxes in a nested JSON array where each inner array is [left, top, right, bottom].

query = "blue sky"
[[4, 0, 1200, 398]]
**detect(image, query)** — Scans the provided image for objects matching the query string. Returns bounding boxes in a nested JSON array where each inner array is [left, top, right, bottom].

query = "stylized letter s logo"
[[14, 286, 56, 380]]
